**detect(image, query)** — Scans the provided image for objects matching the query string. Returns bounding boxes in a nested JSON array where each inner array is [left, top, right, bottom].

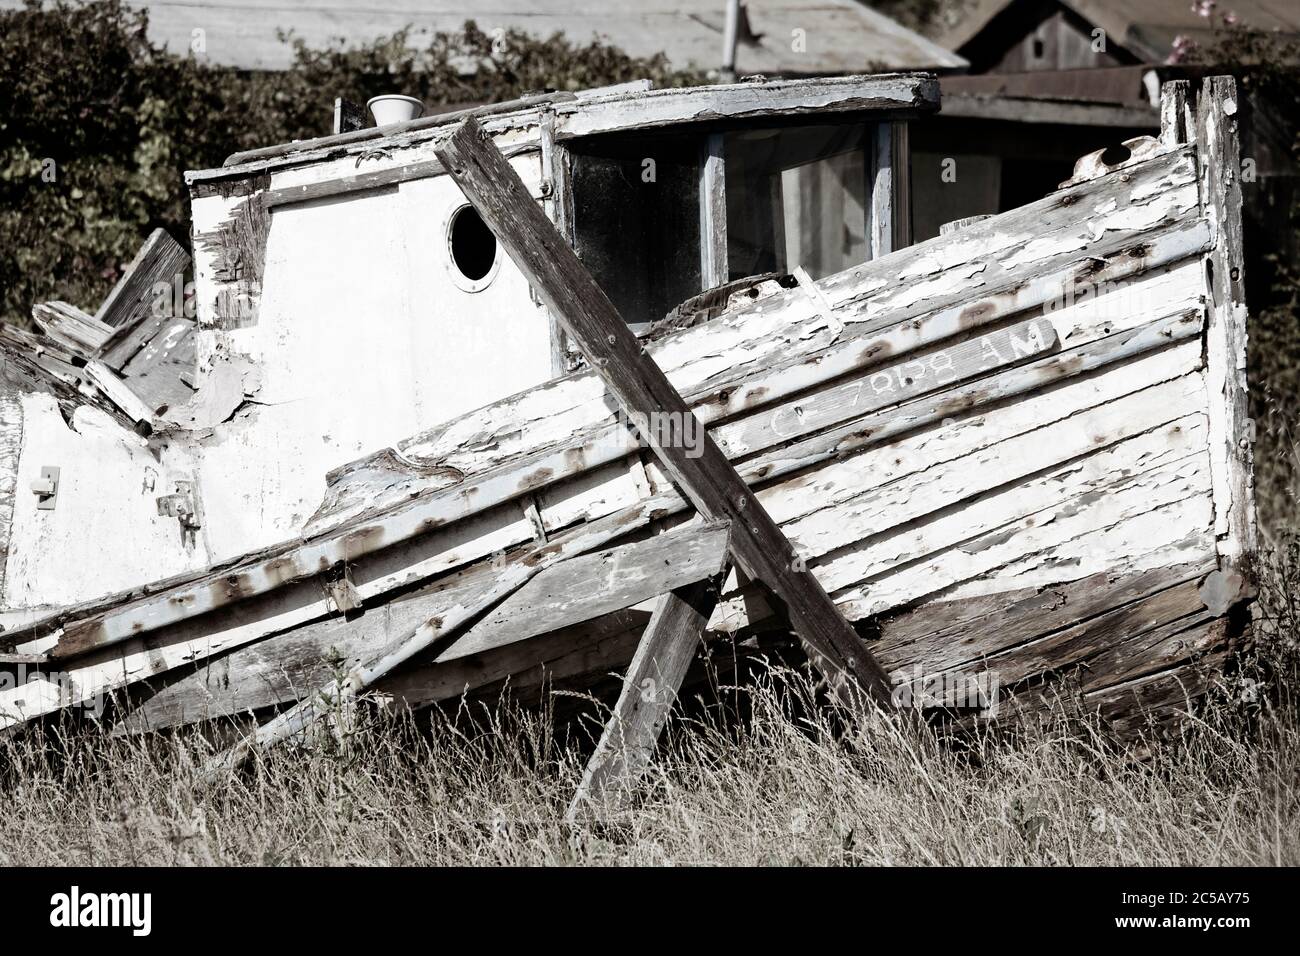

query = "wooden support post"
[[699, 132, 728, 289], [891, 121, 912, 251], [868, 122, 894, 260], [435, 118, 893, 707], [1195, 76, 1257, 577], [539, 111, 573, 377], [567, 573, 722, 821]]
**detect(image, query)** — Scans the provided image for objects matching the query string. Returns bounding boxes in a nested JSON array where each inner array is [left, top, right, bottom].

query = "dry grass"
[[1, 634, 1297, 866]]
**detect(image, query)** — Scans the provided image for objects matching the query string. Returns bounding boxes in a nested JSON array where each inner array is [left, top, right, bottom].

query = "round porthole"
[[446, 204, 500, 292]]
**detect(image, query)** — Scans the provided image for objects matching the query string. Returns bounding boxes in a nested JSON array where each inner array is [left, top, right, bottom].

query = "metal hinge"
[[157, 480, 201, 530], [31, 466, 59, 510]]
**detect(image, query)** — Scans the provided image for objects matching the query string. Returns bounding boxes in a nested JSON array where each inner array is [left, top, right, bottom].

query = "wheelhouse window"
[[724, 124, 869, 282], [569, 120, 896, 332]]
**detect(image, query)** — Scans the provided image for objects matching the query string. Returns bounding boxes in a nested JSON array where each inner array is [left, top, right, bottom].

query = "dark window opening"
[[449, 205, 497, 282], [571, 133, 703, 332]]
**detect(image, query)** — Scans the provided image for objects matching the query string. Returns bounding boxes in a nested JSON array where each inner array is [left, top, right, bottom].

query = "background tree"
[[0, 0, 704, 324]]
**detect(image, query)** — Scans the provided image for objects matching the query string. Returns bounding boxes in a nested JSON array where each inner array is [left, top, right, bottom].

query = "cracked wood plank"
[[435, 116, 892, 704], [30, 302, 111, 356], [1196, 75, 1257, 575], [94, 229, 190, 332]]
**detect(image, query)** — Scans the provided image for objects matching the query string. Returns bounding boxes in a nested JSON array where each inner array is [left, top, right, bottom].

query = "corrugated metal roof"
[[2, 0, 966, 73]]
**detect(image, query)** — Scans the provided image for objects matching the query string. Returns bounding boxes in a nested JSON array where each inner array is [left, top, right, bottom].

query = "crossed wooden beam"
[[203, 117, 894, 806], [435, 119, 893, 816]]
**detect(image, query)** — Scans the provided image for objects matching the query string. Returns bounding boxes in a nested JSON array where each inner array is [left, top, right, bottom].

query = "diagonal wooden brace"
[[435, 118, 893, 707], [568, 570, 725, 822]]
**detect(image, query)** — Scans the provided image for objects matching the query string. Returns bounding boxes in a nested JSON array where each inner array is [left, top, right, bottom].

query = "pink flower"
[[1224, 10, 1239, 25], [1166, 34, 1198, 63], [1191, 0, 1215, 17]]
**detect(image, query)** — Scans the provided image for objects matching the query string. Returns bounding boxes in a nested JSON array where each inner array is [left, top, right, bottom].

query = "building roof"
[[7, 0, 966, 74], [935, 0, 1300, 63]]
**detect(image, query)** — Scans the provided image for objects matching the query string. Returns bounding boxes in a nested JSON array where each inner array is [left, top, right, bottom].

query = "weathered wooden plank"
[[1159, 80, 1191, 148], [81, 361, 156, 434], [434, 116, 892, 704], [114, 317, 196, 413], [1084, 646, 1231, 740], [436, 521, 729, 662], [200, 563, 538, 779], [891, 121, 911, 250], [873, 561, 1214, 678], [93, 229, 190, 331], [963, 578, 1211, 692], [539, 111, 573, 377], [869, 122, 893, 259], [117, 522, 727, 728], [1196, 76, 1257, 575], [996, 625, 1231, 734], [567, 575, 720, 820], [30, 302, 111, 356], [552, 74, 940, 141]]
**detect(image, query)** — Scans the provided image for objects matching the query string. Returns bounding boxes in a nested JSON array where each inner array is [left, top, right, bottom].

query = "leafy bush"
[[0, 0, 704, 324]]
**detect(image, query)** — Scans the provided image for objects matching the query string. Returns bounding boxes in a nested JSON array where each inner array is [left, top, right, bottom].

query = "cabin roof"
[[0, 0, 966, 74], [189, 73, 941, 185]]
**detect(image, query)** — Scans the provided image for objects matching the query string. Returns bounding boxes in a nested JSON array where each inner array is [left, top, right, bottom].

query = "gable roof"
[[935, 0, 1300, 64], [4, 0, 965, 74]]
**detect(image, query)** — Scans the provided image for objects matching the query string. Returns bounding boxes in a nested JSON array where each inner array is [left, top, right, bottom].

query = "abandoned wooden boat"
[[0, 73, 1256, 795]]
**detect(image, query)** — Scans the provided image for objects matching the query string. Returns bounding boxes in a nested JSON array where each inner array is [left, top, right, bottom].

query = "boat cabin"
[[176, 75, 936, 563]]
